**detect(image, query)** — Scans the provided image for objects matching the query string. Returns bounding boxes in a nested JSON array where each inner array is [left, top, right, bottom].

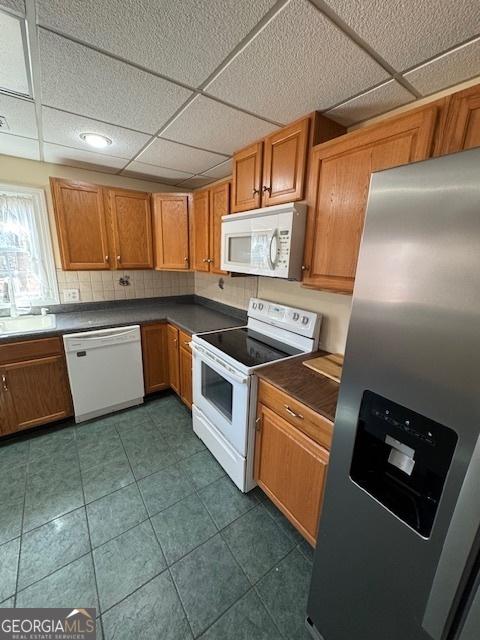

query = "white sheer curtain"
[[0, 192, 55, 310]]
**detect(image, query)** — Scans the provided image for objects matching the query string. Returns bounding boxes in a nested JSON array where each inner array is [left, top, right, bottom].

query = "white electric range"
[[191, 298, 321, 492]]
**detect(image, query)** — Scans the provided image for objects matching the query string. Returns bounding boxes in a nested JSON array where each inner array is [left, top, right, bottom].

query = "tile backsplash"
[[56, 269, 195, 303], [194, 272, 258, 310]]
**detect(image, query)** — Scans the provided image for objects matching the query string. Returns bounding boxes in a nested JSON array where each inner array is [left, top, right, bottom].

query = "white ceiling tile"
[[0, 0, 24, 15], [138, 138, 227, 174], [206, 0, 388, 123], [39, 29, 192, 134], [162, 95, 279, 155], [36, 0, 277, 86], [322, 0, 480, 71], [0, 11, 30, 95], [324, 80, 415, 126], [42, 107, 150, 159], [122, 161, 193, 184], [404, 38, 480, 96], [200, 159, 232, 179], [175, 176, 215, 189], [0, 94, 37, 137], [0, 132, 39, 160], [43, 142, 126, 173]]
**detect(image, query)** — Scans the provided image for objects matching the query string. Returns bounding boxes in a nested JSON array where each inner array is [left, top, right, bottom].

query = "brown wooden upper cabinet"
[[231, 114, 345, 213], [105, 187, 153, 269], [51, 178, 110, 270], [51, 178, 153, 270], [302, 105, 439, 294], [209, 181, 230, 274], [437, 84, 480, 154], [192, 181, 230, 273], [152, 193, 191, 270]]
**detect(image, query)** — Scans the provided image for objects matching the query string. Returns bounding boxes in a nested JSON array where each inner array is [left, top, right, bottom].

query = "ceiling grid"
[[0, 0, 478, 184]]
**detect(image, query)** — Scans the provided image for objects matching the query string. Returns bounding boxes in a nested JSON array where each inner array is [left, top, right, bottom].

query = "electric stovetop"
[[199, 327, 302, 368]]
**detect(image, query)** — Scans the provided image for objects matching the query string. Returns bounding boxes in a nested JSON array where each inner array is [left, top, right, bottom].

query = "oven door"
[[192, 344, 250, 456]]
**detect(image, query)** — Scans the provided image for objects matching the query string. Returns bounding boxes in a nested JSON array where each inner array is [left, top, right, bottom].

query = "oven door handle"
[[191, 344, 249, 385]]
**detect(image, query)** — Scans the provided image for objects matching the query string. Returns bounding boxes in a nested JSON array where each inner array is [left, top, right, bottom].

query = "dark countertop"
[[0, 297, 245, 343], [255, 351, 340, 423]]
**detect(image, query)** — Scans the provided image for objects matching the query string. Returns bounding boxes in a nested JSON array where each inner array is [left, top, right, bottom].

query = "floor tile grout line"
[[12, 439, 30, 607], [73, 433, 102, 619]]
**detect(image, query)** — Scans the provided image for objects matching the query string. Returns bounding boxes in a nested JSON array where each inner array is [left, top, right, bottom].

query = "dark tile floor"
[[0, 393, 314, 639]]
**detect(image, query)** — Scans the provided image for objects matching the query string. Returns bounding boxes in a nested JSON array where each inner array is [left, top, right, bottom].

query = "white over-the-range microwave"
[[220, 202, 306, 279]]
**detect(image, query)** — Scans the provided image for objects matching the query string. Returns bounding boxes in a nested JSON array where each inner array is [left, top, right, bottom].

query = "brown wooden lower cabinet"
[[0, 338, 72, 437], [255, 397, 330, 546], [141, 323, 169, 394], [166, 324, 180, 394], [179, 331, 193, 410]]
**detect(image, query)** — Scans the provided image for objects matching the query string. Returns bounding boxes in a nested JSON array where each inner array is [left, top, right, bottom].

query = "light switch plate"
[[63, 288, 80, 302]]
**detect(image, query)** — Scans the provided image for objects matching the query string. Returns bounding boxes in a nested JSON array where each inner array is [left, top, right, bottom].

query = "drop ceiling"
[[0, 0, 479, 187]]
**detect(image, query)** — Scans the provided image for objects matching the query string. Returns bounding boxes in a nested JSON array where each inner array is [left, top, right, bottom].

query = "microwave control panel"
[[277, 229, 290, 267]]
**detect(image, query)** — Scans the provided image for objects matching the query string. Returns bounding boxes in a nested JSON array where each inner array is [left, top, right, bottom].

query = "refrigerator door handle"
[[457, 582, 480, 640], [423, 433, 480, 640]]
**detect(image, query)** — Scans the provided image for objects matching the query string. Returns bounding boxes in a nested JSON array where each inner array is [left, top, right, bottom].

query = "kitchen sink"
[[0, 314, 56, 335]]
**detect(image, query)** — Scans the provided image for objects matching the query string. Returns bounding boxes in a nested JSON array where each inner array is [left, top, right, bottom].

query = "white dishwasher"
[[63, 325, 144, 422]]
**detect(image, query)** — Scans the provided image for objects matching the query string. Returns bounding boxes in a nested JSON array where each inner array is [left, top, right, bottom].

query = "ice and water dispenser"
[[350, 391, 457, 537]]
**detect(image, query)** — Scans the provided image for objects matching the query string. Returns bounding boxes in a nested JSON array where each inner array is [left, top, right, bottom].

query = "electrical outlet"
[[63, 288, 80, 302]]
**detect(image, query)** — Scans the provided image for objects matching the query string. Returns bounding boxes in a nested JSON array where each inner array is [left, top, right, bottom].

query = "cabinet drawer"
[[178, 329, 192, 353], [258, 379, 333, 450], [0, 337, 63, 365]]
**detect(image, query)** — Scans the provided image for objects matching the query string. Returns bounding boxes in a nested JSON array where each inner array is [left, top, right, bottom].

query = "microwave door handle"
[[268, 230, 279, 270], [422, 432, 480, 640]]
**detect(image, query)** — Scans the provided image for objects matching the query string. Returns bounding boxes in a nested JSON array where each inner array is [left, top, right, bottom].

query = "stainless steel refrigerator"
[[306, 148, 480, 640]]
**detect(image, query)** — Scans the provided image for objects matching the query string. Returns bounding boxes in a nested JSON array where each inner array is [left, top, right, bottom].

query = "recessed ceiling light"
[[79, 132, 112, 149]]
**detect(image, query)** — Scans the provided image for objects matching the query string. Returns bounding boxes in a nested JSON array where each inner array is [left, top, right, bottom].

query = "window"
[[0, 185, 58, 312]]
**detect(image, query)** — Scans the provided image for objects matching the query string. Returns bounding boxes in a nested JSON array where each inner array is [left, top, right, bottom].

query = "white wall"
[[194, 271, 351, 354]]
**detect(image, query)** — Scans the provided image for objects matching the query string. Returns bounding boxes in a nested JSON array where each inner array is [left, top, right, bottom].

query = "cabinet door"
[[209, 181, 230, 274], [303, 106, 438, 293], [107, 188, 153, 269], [192, 190, 210, 271], [0, 369, 15, 435], [152, 194, 190, 270], [141, 323, 169, 394], [231, 142, 263, 212], [50, 178, 110, 270], [255, 403, 329, 545], [179, 344, 192, 410], [439, 84, 480, 154], [167, 324, 180, 394], [3, 356, 72, 434], [262, 117, 310, 206]]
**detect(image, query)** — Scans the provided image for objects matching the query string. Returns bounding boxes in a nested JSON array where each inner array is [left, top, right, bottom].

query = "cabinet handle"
[[283, 404, 303, 419], [105, 255, 109, 261], [262, 185, 272, 194], [252, 188, 260, 196], [1, 374, 8, 392], [203, 258, 209, 263], [184, 257, 189, 262], [117, 255, 121, 262], [255, 416, 262, 432], [301, 265, 309, 271]]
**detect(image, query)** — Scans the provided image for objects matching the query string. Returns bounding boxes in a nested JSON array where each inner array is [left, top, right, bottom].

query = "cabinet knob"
[[301, 265, 309, 271], [203, 258, 209, 263], [105, 255, 109, 261], [1, 374, 8, 392], [117, 255, 121, 261], [184, 257, 189, 262], [262, 185, 272, 194], [252, 188, 260, 196]]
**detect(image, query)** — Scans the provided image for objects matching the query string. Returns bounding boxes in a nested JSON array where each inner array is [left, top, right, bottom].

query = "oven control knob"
[[301, 316, 309, 325], [252, 302, 257, 309], [258, 303, 264, 310], [292, 312, 299, 321]]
